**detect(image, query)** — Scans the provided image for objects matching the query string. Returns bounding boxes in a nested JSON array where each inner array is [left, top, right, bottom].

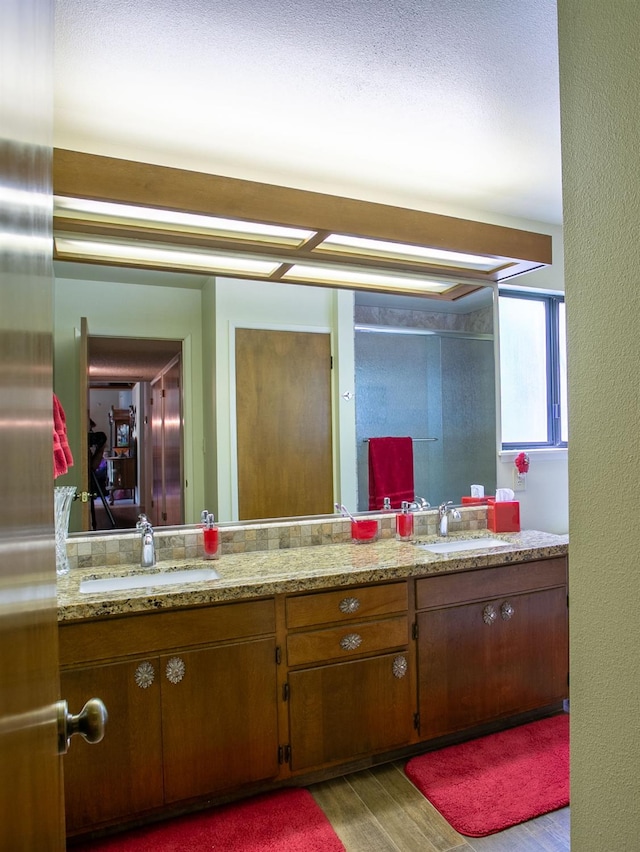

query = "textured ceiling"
[[54, 0, 562, 226]]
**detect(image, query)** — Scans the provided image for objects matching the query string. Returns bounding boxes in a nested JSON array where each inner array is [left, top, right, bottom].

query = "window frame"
[[499, 288, 567, 450]]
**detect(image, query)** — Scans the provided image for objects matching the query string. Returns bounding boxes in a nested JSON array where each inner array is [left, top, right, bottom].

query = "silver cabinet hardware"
[[392, 655, 408, 678], [339, 633, 363, 651], [483, 604, 498, 625], [134, 661, 155, 689], [339, 596, 360, 614], [165, 656, 186, 684], [501, 601, 515, 620]]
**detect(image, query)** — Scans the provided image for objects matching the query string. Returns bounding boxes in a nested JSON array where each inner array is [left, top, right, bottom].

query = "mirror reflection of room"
[[54, 265, 496, 534], [83, 338, 183, 531], [89, 392, 138, 529]]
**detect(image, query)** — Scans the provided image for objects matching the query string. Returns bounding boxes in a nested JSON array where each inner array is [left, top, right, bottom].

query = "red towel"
[[53, 393, 74, 478], [368, 436, 414, 510]]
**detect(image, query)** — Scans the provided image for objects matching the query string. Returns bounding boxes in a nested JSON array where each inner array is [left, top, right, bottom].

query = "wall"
[[53, 275, 205, 529], [558, 2, 640, 847]]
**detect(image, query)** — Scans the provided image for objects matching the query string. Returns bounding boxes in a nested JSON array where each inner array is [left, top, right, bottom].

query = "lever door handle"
[[57, 697, 108, 755]]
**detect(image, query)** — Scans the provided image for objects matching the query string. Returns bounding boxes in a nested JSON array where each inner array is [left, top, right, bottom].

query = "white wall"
[[53, 275, 205, 529]]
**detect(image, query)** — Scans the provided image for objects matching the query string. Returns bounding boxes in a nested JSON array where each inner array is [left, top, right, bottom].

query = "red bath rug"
[[72, 787, 345, 851], [405, 713, 569, 837]]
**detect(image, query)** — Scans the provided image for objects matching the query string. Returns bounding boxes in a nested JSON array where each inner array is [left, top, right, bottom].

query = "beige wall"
[[558, 2, 640, 847]]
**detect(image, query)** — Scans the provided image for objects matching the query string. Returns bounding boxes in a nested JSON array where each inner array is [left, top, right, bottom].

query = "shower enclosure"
[[355, 328, 496, 510]]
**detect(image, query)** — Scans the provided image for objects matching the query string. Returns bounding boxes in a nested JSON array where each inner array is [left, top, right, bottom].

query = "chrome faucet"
[[411, 496, 431, 511], [136, 514, 156, 567], [438, 501, 461, 537]]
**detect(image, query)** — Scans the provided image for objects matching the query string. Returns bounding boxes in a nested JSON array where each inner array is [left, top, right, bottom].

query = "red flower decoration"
[[514, 452, 530, 474]]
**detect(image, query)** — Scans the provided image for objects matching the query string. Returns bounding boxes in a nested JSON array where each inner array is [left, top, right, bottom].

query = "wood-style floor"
[[310, 761, 570, 852]]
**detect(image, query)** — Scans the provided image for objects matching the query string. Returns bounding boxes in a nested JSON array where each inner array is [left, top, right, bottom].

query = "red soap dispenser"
[[396, 501, 414, 541], [201, 510, 220, 560]]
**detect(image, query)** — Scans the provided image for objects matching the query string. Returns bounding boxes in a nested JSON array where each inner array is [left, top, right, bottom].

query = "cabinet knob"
[[57, 697, 108, 755], [165, 656, 186, 684], [501, 601, 515, 620], [339, 596, 360, 614], [339, 633, 363, 651], [392, 655, 408, 678], [483, 604, 498, 625], [134, 661, 156, 689]]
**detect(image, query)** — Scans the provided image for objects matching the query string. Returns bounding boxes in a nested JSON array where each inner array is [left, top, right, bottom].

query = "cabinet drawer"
[[287, 615, 408, 667], [286, 581, 407, 629], [416, 557, 567, 611], [60, 598, 276, 666]]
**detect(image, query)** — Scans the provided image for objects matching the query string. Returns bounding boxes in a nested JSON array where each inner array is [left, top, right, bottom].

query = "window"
[[499, 290, 567, 448]]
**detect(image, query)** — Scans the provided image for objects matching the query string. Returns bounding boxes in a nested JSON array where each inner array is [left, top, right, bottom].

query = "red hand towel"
[[53, 393, 74, 478], [368, 436, 414, 510]]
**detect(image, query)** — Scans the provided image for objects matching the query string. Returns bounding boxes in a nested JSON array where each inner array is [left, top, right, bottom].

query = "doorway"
[[88, 336, 183, 530]]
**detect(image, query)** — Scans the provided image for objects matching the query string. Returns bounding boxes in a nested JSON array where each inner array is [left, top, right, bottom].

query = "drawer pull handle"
[[501, 601, 515, 620], [340, 633, 363, 651], [483, 604, 497, 625], [134, 661, 155, 689], [339, 596, 360, 614], [165, 656, 186, 684], [392, 655, 408, 679]]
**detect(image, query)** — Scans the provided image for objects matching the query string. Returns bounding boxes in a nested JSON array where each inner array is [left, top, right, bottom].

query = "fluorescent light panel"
[[54, 196, 315, 247], [55, 234, 281, 276], [281, 262, 454, 293], [316, 233, 502, 271]]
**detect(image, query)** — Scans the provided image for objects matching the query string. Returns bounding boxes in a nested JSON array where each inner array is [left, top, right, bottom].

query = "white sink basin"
[[416, 537, 509, 554], [79, 567, 220, 594]]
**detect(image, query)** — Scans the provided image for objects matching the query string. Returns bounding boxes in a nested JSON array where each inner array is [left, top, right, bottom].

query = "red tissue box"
[[461, 496, 490, 505], [487, 498, 520, 533]]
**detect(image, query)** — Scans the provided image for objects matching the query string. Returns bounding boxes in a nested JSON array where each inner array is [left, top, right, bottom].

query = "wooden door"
[[78, 317, 90, 530], [0, 5, 64, 844], [417, 586, 569, 739], [235, 329, 333, 520], [61, 660, 164, 833], [288, 653, 413, 772], [161, 355, 183, 526], [161, 638, 279, 803], [151, 373, 163, 527], [150, 354, 183, 526]]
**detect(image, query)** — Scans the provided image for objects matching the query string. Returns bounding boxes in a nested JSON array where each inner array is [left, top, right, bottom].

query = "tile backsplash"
[[66, 506, 488, 571]]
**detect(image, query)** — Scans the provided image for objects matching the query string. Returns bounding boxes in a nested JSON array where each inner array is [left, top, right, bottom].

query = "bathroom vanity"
[[57, 525, 568, 839]]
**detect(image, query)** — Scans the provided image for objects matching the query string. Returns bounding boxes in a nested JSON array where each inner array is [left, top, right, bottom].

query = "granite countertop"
[[57, 529, 568, 623]]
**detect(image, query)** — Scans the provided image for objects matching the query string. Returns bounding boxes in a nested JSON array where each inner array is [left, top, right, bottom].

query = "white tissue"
[[470, 484, 484, 498], [495, 488, 515, 502]]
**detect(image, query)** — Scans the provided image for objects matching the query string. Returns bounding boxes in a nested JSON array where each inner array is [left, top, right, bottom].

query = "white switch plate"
[[512, 469, 527, 491]]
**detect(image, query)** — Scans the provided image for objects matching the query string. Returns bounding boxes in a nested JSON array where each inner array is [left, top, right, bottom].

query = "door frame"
[[84, 336, 190, 529]]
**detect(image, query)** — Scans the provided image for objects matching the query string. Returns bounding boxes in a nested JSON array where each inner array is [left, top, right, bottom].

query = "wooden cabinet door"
[[160, 638, 279, 803], [61, 659, 164, 833], [417, 586, 568, 739], [288, 652, 413, 772]]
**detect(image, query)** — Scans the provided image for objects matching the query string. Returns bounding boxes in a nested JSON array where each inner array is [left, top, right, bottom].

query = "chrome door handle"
[[57, 697, 108, 755]]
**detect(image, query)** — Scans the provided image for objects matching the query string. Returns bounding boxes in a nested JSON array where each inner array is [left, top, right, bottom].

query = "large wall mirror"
[[53, 260, 497, 534], [51, 150, 549, 534]]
